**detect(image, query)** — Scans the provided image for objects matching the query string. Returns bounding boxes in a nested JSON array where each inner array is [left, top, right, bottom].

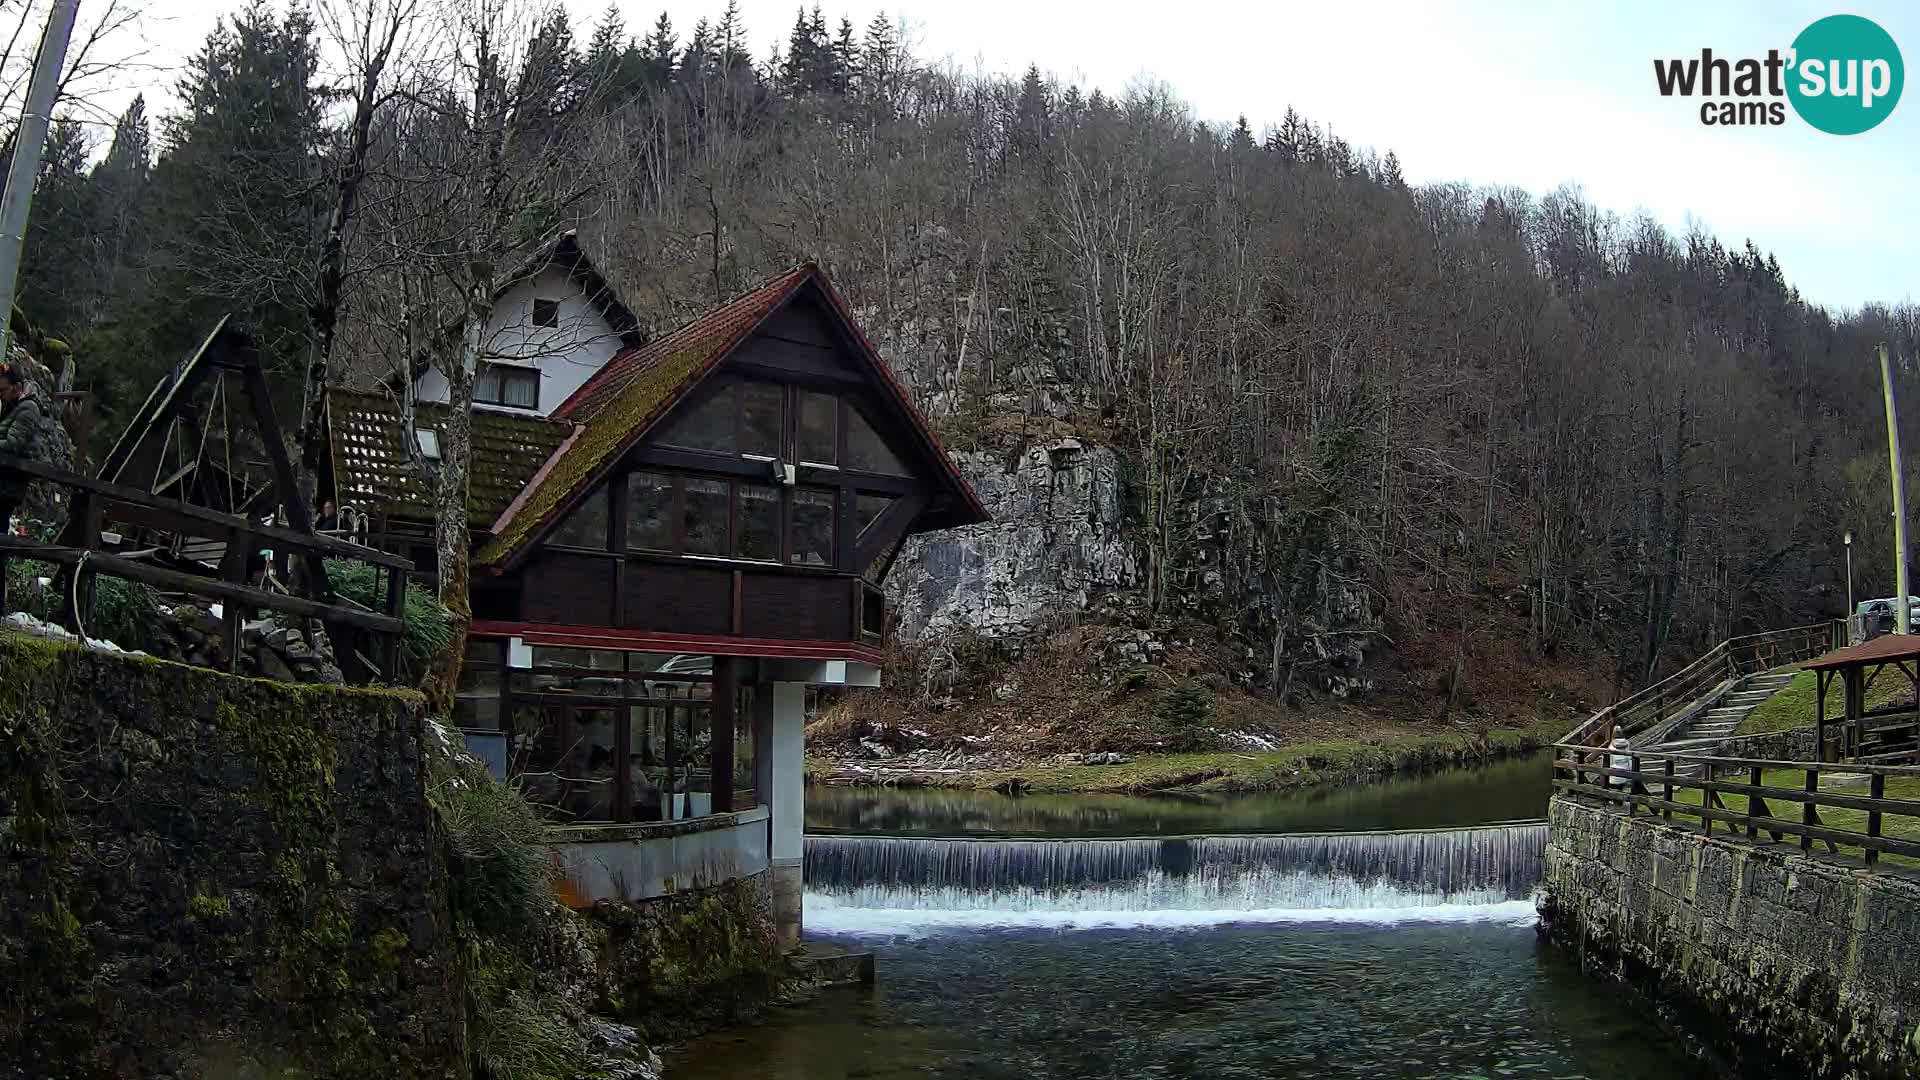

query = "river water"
[[669, 755, 1725, 1079]]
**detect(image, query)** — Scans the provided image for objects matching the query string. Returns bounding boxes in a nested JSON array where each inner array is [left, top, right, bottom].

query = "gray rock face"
[[889, 438, 1137, 640]]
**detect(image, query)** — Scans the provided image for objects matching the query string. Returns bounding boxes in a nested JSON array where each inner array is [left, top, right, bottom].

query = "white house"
[[412, 231, 645, 418]]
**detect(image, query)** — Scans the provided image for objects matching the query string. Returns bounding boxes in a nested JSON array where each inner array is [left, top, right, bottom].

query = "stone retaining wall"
[[1719, 726, 1819, 762], [0, 632, 465, 1079], [1542, 795, 1920, 1079]]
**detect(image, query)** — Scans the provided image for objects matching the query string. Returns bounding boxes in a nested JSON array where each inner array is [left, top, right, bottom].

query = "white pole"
[[0, 0, 80, 360], [1882, 344, 1911, 635]]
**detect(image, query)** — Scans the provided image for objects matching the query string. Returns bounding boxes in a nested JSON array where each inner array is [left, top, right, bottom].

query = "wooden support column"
[[383, 561, 407, 680], [1817, 669, 1828, 762], [220, 526, 249, 672], [710, 656, 737, 814]]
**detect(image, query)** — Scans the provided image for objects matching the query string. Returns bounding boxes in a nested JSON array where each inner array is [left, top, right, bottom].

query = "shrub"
[[1151, 682, 1214, 750], [434, 763, 556, 942], [464, 938, 590, 1080], [3, 557, 161, 652], [324, 558, 451, 673]]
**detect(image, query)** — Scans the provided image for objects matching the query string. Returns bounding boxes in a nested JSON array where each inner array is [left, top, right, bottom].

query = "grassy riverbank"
[[808, 716, 1566, 794], [1738, 667, 1911, 735]]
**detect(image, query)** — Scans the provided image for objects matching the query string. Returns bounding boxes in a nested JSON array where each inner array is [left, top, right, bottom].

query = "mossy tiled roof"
[[476, 267, 811, 565], [327, 388, 571, 525]]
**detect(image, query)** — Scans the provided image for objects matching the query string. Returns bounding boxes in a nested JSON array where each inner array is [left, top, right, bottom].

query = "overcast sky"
[[110, 0, 1920, 310]]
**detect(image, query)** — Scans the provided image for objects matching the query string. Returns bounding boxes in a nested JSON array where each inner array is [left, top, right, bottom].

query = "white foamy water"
[[814, 869, 1519, 914], [804, 893, 1540, 935]]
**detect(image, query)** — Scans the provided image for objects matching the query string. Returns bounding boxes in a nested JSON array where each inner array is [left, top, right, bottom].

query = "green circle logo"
[[1788, 14, 1904, 135]]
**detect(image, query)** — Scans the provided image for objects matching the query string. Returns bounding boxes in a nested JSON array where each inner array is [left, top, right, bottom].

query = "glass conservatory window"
[[846, 406, 909, 476], [626, 471, 673, 551], [549, 485, 609, 549], [791, 488, 836, 566]]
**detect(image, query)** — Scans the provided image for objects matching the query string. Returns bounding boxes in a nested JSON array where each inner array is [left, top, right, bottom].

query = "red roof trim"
[[470, 620, 886, 665]]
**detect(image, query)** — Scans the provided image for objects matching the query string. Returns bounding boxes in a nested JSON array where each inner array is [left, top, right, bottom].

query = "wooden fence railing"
[[1553, 745, 1920, 868], [0, 452, 411, 680], [1561, 622, 1842, 750]]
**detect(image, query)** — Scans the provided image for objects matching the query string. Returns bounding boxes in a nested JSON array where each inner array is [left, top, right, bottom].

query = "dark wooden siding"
[[741, 574, 851, 641], [732, 330, 854, 380], [521, 553, 615, 625], [622, 561, 733, 635], [758, 298, 841, 347]]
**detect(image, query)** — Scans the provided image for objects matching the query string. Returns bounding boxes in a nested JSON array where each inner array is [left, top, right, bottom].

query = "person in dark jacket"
[[0, 362, 41, 532]]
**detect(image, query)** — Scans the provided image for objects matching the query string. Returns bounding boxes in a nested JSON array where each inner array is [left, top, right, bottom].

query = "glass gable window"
[[854, 493, 893, 540], [846, 406, 910, 476], [683, 478, 729, 555], [550, 484, 610, 549], [792, 488, 836, 566], [738, 484, 782, 561], [626, 471, 673, 551], [798, 391, 838, 464], [740, 382, 784, 457], [660, 385, 737, 453]]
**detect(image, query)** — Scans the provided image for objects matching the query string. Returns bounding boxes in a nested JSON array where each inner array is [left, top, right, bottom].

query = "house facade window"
[[626, 471, 673, 551], [458, 644, 750, 824], [474, 361, 539, 409], [532, 297, 561, 327], [537, 379, 928, 580], [550, 484, 609, 548], [798, 390, 837, 464], [791, 488, 836, 566]]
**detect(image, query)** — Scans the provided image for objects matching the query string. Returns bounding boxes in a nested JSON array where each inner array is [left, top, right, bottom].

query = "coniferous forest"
[[16, 0, 1920, 708]]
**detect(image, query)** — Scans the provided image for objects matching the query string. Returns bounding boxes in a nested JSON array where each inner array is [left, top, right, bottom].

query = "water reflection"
[[806, 753, 1552, 837]]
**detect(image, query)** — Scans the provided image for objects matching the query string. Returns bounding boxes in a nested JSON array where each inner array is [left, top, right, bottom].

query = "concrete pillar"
[[768, 681, 806, 950]]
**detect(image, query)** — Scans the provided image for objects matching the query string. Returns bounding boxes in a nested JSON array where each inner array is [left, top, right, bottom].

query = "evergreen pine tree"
[[513, 9, 580, 121], [682, 18, 714, 84], [832, 16, 858, 96], [1013, 64, 1049, 158], [642, 12, 678, 86], [859, 11, 897, 110], [781, 7, 817, 90], [17, 119, 97, 336], [586, 2, 623, 71], [716, 0, 749, 74], [92, 95, 151, 290], [136, 2, 328, 408], [1381, 150, 1406, 189], [1230, 114, 1255, 154]]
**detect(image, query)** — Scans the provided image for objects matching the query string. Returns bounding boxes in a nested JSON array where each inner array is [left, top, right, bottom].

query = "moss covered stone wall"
[[0, 632, 466, 1079], [1543, 795, 1920, 1079]]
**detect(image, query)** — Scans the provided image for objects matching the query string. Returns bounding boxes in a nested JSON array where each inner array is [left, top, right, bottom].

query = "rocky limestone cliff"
[[889, 437, 1136, 640]]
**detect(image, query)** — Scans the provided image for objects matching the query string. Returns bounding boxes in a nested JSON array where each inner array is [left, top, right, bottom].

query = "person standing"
[[0, 363, 42, 533]]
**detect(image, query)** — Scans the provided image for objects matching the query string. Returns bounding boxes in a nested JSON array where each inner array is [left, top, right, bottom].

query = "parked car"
[[1854, 597, 1920, 638]]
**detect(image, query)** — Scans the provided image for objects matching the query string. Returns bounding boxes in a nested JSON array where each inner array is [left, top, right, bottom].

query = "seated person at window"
[[629, 752, 663, 821]]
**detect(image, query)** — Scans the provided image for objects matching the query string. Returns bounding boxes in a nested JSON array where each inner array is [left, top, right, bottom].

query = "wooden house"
[[321, 248, 987, 942]]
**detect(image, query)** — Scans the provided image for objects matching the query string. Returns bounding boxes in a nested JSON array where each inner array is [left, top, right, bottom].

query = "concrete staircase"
[[1647, 670, 1800, 775]]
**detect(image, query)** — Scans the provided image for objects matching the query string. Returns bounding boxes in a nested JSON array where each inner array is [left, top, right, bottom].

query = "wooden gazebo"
[[1805, 633, 1920, 763]]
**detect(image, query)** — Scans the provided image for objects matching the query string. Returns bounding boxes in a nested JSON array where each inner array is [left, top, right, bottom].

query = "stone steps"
[[1643, 670, 1802, 756]]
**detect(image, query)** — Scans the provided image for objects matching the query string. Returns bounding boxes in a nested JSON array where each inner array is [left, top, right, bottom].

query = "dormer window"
[[532, 297, 561, 328], [475, 362, 539, 410]]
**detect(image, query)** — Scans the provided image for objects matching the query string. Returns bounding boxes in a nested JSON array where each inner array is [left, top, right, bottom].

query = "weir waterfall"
[[804, 822, 1547, 930]]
